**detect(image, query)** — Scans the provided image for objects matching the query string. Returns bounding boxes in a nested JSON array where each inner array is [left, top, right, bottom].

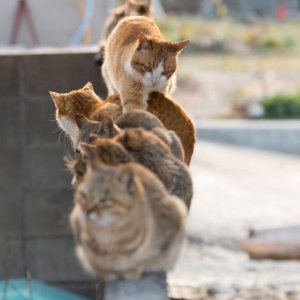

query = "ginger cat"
[[147, 92, 195, 165], [70, 156, 187, 279], [95, 0, 152, 66], [50, 82, 121, 145], [50, 83, 195, 164], [102, 16, 189, 112], [81, 127, 193, 208]]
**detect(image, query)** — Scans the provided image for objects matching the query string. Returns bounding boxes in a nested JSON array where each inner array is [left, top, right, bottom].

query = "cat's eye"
[[162, 71, 167, 76], [144, 66, 152, 72]]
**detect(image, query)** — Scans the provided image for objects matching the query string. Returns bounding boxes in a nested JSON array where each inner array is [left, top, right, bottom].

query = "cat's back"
[[116, 110, 164, 131], [148, 92, 196, 165], [107, 16, 162, 49]]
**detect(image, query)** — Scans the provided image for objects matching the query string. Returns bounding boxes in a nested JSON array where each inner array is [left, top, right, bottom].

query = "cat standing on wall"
[[102, 16, 189, 112]]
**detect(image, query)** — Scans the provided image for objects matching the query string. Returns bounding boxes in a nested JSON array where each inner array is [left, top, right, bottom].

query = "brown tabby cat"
[[70, 156, 187, 279], [50, 82, 121, 145], [76, 111, 184, 160], [95, 0, 152, 66], [50, 83, 195, 164], [81, 127, 193, 208], [102, 16, 190, 112]]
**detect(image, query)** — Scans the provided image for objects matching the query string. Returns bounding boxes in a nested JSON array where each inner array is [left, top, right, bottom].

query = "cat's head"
[[80, 136, 130, 166], [125, 0, 151, 17], [75, 115, 121, 145], [50, 82, 101, 143], [65, 151, 86, 187], [75, 154, 144, 227], [130, 33, 189, 88]]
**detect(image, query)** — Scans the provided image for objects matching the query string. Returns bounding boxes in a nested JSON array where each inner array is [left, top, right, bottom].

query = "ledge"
[[197, 120, 300, 155]]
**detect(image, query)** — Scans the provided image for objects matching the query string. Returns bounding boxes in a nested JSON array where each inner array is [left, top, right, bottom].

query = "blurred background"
[[0, 0, 300, 299]]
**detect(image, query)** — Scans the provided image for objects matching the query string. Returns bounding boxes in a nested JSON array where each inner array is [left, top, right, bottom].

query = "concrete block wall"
[[0, 49, 107, 295]]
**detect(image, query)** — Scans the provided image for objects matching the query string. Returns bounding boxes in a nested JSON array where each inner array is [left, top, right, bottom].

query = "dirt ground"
[[168, 141, 300, 300]]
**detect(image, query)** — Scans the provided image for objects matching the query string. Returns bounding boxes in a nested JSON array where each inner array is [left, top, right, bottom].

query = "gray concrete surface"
[[105, 273, 168, 300], [169, 141, 300, 298]]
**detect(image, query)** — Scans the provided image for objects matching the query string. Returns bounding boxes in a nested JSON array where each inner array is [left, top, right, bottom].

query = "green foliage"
[[156, 16, 300, 53], [261, 94, 300, 119]]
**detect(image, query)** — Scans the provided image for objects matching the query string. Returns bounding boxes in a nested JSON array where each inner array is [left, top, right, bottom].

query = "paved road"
[[169, 141, 300, 298]]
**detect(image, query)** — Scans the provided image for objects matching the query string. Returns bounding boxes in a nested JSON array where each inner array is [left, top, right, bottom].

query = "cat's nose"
[[151, 78, 159, 87]]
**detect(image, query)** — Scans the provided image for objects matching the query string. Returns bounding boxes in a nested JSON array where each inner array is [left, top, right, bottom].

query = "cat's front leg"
[[120, 80, 147, 113]]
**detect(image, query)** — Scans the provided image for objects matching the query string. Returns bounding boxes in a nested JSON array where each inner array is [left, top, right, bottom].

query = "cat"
[[102, 16, 190, 112], [95, 0, 152, 66], [147, 92, 195, 165], [51, 84, 195, 164], [70, 155, 187, 279], [76, 111, 184, 161], [80, 126, 193, 209], [50, 82, 121, 145]]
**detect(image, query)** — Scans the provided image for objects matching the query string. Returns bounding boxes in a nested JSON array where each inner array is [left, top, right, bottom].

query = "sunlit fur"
[[49, 82, 121, 147], [102, 16, 189, 112], [70, 160, 187, 279], [81, 127, 193, 209]]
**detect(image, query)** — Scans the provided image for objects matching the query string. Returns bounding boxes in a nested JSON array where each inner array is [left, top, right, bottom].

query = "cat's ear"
[[75, 115, 89, 129], [170, 40, 190, 53], [119, 170, 144, 198], [88, 133, 100, 144], [83, 82, 94, 91], [137, 33, 150, 50], [80, 143, 100, 170], [100, 116, 118, 137], [49, 91, 63, 110]]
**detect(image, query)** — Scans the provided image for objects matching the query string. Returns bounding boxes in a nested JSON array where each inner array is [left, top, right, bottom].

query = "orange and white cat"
[[102, 16, 189, 112], [50, 82, 121, 146]]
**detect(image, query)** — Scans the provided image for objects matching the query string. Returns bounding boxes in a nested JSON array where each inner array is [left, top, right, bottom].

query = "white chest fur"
[[58, 116, 78, 144]]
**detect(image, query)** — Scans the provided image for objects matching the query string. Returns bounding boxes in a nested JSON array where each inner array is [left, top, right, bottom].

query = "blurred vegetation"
[[157, 16, 300, 53], [261, 94, 300, 119]]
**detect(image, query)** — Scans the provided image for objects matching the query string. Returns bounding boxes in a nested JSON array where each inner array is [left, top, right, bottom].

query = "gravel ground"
[[168, 141, 300, 299]]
